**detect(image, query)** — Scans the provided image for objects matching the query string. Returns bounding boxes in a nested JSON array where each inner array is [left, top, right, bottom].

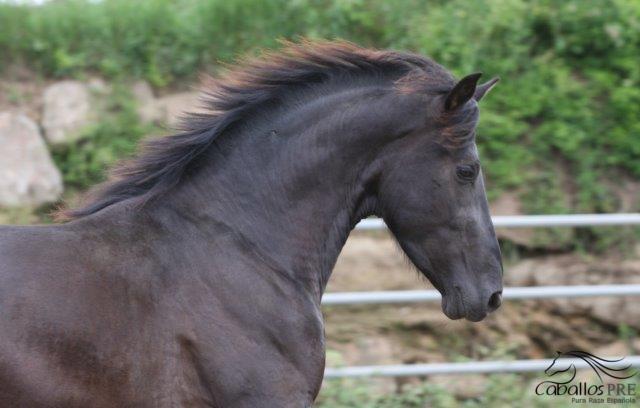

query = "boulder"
[[0, 112, 63, 206], [42, 80, 92, 146]]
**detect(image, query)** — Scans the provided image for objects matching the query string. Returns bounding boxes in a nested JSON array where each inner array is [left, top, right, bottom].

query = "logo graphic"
[[544, 350, 637, 384], [534, 350, 638, 404]]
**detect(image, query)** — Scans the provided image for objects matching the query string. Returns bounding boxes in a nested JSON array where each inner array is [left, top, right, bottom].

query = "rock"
[[42, 80, 92, 145], [155, 91, 202, 128], [0, 112, 63, 206], [132, 80, 161, 123]]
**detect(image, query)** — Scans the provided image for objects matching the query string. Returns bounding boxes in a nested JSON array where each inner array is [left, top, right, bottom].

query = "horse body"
[[1, 206, 326, 406], [0, 41, 503, 406]]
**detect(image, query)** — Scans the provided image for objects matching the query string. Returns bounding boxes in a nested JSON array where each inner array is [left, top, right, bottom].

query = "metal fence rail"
[[326, 213, 640, 378], [325, 356, 640, 378], [323, 286, 640, 377], [355, 213, 640, 230], [322, 284, 640, 305]]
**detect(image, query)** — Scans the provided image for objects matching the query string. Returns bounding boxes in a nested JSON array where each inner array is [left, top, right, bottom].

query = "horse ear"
[[474, 77, 500, 102], [444, 72, 482, 111]]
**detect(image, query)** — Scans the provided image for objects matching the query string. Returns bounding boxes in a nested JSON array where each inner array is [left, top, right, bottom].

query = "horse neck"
[[158, 84, 424, 298]]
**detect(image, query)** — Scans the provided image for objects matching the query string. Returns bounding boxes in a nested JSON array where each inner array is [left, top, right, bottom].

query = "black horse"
[[0, 41, 503, 407]]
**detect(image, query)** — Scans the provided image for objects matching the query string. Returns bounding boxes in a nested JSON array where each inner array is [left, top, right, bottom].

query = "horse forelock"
[[59, 39, 455, 221], [435, 102, 479, 150]]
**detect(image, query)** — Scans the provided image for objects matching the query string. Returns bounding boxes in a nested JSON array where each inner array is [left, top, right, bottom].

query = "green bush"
[[402, 0, 640, 213]]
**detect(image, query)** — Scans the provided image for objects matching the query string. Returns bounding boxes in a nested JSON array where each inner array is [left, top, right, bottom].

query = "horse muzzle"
[[441, 283, 503, 322]]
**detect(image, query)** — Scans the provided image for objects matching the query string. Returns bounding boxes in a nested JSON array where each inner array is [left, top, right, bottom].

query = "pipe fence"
[[325, 356, 640, 378], [324, 213, 640, 378], [323, 284, 640, 306], [355, 213, 640, 230]]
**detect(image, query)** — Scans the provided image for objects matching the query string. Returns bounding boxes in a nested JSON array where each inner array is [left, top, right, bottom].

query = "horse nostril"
[[487, 291, 502, 311]]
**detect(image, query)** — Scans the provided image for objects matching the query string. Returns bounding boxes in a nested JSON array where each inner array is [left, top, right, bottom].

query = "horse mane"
[[60, 39, 455, 220]]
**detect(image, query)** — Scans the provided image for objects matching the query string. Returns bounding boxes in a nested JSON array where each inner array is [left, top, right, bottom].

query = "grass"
[[318, 339, 640, 407], [318, 369, 640, 407], [317, 375, 561, 407]]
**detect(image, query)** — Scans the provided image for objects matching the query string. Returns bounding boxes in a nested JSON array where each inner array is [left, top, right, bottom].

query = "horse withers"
[[0, 41, 502, 407]]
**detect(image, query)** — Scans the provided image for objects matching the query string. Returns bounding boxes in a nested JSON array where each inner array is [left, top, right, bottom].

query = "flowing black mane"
[[62, 40, 456, 220]]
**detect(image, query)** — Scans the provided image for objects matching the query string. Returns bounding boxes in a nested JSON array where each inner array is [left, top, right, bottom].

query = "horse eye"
[[455, 165, 477, 182]]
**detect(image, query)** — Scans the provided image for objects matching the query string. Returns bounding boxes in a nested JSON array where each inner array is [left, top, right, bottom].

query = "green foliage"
[[2, 0, 640, 237], [401, 0, 640, 212], [0, 0, 403, 85]]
